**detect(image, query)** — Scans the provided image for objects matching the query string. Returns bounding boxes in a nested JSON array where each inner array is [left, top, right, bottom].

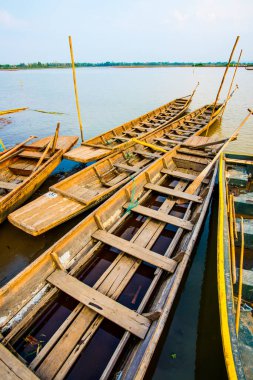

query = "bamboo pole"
[[68, 36, 84, 142], [0, 135, 37, 162], [232, 194, 238, 240], [131, 138, 167, 153], [181, 109, 253, 198], [221, 49, 243, 118], [229, 194, 237, 284], [205, 36, 240, 136], [51, 122, 60, 154], [190, 82, 199, 100], [236, 217, 244, 335], [226, 180, 230, 214]]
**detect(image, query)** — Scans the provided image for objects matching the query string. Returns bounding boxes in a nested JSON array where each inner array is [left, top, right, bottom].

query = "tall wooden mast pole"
[[221, 49, 242, 117], [68, 35, 84, 142], [206, 36, 240, 136]]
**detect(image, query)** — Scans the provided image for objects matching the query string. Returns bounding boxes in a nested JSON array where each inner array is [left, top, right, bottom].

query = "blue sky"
[[0, 0, 252, 63]]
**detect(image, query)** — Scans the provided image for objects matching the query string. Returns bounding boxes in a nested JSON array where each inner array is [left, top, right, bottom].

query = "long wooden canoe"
[[8, 103, 224, 235], [218, 153, 253, 380], [0, 134, 78, 223], [63, 94, 194, 163], [0, 138, 225, 380]]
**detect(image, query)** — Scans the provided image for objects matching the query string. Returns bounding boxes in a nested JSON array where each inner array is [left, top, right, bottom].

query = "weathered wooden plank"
[[134, 149, 160, 159], [0, 344, 39, 380], [8, 163, 34, 176], [224, 157, 253, 166], [124, 204, 193, 230], [113, 163, 140, 173], [102, 173, 129, 187], [161, 168, 209, 184], [50, 186, 98, 205], [18, 151, 50, 160], [145, 183, 203, 203], [47, 270, 150, 339], [92, 230, 177, 272], [0, 181, 18, 190], [177, 147, 213, 158]]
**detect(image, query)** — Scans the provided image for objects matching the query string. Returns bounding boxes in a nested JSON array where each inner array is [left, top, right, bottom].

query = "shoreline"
[[0, 65, 250, 71]]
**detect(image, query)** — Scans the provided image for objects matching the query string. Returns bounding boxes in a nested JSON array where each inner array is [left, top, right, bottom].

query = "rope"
[[124, 175, 139, 215]]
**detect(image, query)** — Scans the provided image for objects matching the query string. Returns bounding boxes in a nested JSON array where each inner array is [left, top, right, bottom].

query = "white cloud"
[[0, 10, 27, 29], [173, 10, 189, 23]]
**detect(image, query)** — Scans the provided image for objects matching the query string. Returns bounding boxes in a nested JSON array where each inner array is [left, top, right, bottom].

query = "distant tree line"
[[0, 61, 252, 69]]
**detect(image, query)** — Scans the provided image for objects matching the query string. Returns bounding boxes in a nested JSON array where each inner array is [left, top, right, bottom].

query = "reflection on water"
[[0, 67, 252, 378]]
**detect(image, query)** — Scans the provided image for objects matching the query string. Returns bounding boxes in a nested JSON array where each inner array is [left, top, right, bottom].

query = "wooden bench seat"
[[0, 181, 19, 190], [123, 204, 193, 230], [8, 163, 34, 176], [134, 149, 161, 159], [113, 162, 140, 173], [103, 172, 129, 187], [161, 168, 209, 184], [154, 138, 177, 145], [47, 269, 150, 339], [145, 183, 203, 203], [18, 150, 50, 160], [92, 230, 177, 272], [177, 147, 214, 158]]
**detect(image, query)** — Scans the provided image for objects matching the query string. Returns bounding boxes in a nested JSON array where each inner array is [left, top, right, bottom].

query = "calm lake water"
[[1, 67, 253, 379]]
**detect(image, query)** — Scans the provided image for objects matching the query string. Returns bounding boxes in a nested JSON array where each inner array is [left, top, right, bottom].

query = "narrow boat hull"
[[63, 95, 193, 163], [0, 140, 224, 380], [8, 103, 224, 235]]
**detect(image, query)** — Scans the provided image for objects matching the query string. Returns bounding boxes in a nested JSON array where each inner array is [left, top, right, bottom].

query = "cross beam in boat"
[[224, 158, 253, 166], [123, 204, 193, 230], [0, 181, 19, 190], [47, 270, 150, 339], [0, 344, 39, 380], [145, 183, 203, 203], [92, 230, 177, 272], [134, 149, 161, 159], [113, 163, 140, 173], [161, 168, 209, 184]]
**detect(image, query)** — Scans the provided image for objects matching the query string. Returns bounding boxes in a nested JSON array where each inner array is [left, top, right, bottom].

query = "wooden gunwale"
[[8, 103, 224, 236], [0, 142, 219, 379]]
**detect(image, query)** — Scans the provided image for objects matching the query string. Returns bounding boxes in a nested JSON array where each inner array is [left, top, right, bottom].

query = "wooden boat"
[[63, 93, 194, 163], [0, 133, 78, 223], [218, 153, 253, 380], [0, 137, 226, 380], [0, 107, 28, 116], [8, 103, 224, 235]]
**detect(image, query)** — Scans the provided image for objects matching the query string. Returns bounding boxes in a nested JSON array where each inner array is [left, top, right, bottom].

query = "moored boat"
[[218, 153, 253, 380], [0, 135, 230, 380], [8, 103, 224, 235], [0, 131, 78, 223], [63, 93, 194, 163]]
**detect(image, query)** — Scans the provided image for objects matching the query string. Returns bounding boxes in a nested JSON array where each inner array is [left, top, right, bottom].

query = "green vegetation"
[[0, 61, 252, 70]]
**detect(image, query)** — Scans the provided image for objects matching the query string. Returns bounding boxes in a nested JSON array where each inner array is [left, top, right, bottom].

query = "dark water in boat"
[[1, 67, 253, 378]]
